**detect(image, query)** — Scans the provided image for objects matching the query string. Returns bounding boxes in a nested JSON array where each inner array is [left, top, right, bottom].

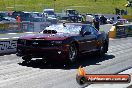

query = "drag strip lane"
[[0, 37, 132, 88]]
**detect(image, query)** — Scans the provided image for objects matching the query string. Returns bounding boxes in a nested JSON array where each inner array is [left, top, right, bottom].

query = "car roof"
[[44, 9, 54, 11], [66, 9, 76, 11], [46, 23, 92, 29]]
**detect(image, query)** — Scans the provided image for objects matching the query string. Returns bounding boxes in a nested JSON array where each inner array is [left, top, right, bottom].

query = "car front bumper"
[[16, 44, 69, 61]]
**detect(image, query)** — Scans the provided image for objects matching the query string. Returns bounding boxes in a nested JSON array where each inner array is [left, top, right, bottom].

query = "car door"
[[84, 25, 97, 51], [78, 25, 90, 52], [89, 25, 99, 50], [79, 25, 96, 52]]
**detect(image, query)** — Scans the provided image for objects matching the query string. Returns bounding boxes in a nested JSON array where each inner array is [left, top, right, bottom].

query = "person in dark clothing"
[[93, 15, 100, 30], [112, 17, 114, 21], [117, 15, 121, 19], [111, 17, 115, 23], [100, 15, 104, 25], [100, 15, 107, 24]]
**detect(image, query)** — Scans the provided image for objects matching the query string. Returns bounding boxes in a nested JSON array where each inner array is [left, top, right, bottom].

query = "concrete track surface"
[[0, 37, 132, 88]]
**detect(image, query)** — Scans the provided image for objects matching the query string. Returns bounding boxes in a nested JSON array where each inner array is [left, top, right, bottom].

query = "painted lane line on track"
[[0, 37, 132, 88], [7, 33, 17, 34], [0, 38, 10, 40], [0, 68, 63, 87], [108, 43, 132, 53], [25, 32, 34, 33]]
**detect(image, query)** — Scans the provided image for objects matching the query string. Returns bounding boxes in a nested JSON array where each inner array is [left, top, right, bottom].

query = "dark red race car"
[[16, 23, 109, 64]]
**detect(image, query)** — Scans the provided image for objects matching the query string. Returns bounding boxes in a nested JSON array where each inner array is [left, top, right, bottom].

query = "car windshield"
[[0, 13, 8, 17], [44, 24, 82, 34], [67, 10, 78, 15], [31, 13, 38, 17], [48, 15, 55, 18], [33, 18, 46, 22], [44, 11, 54, 15]]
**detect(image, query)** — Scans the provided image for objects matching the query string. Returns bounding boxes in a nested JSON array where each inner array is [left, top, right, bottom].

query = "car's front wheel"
[[66, 44, 78, 64], [95, 43, 105, 57], [98, 41, 108, 56], [99, 44, 105, 56], [22, 56, 32, 63]]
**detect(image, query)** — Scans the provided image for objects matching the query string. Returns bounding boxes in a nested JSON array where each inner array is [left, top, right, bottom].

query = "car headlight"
[[17, 39, 26, 45]]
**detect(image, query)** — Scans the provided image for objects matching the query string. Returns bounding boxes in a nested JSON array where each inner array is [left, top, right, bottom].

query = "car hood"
[[19, 33, 77, 40]]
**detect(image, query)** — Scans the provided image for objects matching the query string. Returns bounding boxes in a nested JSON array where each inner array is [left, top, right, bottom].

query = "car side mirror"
[[82, 31, 91, 36]]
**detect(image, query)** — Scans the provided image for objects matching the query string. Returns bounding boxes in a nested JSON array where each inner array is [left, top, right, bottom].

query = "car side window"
[[81, 25, 98, 35], [83, 25, 90, 33], [89, 26, 98, 35]]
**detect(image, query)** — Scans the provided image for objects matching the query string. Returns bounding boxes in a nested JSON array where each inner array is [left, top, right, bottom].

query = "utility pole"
[[14, 0, 16, 11], [2, 0, 6, 11], [54, 0, 56, 10]]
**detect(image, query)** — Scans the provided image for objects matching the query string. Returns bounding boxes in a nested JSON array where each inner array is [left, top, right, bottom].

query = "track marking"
[[7, 33, 17, 34]]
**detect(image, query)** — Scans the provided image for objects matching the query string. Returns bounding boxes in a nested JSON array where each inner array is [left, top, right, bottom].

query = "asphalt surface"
[[0, 37, 132, 88]]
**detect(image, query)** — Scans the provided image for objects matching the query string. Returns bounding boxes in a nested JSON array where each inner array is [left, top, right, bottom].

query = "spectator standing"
[[117, 15, 121, 20], [16, 15, 21, 22], [111, 17, 115, 23], [100, 15, 104, 25], [100, 15, 107, 24], [112, 17, 115, 21], [93, 15, 100, 30], [16, 15, 21, 30], [81, 15, 85, 23]]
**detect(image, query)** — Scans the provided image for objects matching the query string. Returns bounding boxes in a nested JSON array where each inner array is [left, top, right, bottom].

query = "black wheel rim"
[[69, 45, 77, 62]]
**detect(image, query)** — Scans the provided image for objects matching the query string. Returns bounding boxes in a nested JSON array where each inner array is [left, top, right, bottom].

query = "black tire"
[[22, 56, 31, 63], [104, 41, 108, 53], [97, 43, 105, 57], [66, 44, 78, 65]]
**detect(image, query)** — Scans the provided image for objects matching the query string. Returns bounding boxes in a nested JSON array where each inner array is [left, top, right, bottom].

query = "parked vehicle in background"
[[11, 11, 23, 20], [32, 17, 46, 22], [22, 11, 34, 22], [61, 9, 82, 22], [43, 9, 58, 24], [11, 11, 39, 22], [0, 11, 16, 22], [45, 13, 58, 24], [1, 17, 16, 22], [31, 16, 51, 32], [43, 9, 56, 16], [32, 12, 42, 17], [0, 12, 8, 17]]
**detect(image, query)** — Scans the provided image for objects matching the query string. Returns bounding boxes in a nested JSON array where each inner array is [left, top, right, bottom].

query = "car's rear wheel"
[[66, 44, 78, 64], [104, 41, 108, 53], [97, 43, 105, 57], [100, 44, 105, 56]]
